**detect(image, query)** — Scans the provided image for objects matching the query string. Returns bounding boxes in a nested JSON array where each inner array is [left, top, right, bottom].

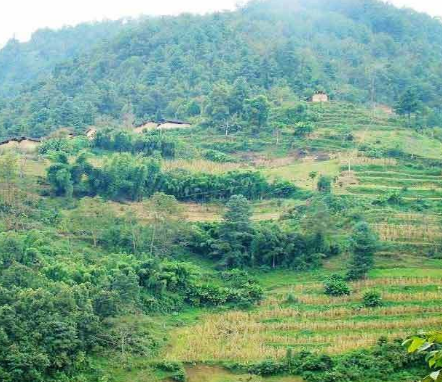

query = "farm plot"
[[167, 276, 442, 363], [342, 166, 442, 200], [341, 166, 442, 244]]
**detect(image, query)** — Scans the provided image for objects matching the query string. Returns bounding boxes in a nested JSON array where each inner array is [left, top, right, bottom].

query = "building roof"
[[0, 136, 41, 145]]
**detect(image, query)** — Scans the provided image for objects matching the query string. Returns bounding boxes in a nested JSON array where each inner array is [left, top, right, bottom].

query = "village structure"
[[311, 91, 329, 103], [0, 119, 193, 150], [134, 119, 192, 134], [0, 136, 41, 152]]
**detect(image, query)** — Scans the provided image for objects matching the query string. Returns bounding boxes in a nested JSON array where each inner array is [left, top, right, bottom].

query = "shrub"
[[156, 361, 183, 372], [300, 354, 334, 372], [324, 274, 351, 296], [248, 359, 287, 376], [203, 149, 236, 163], [362, 291, 383, 308], [171, 370, 187, 382], [317, 175, 332, 193], [285, 293, 299, 304], [157, 361, 187, 382]]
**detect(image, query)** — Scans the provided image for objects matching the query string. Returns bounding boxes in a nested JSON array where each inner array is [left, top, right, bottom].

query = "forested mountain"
[[1, 0, 442, 138], [4, 1, 442, 382], [0, 20, 130, 99]]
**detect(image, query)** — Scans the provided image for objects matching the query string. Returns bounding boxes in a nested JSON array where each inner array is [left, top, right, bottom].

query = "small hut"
[[86, 128, 97, 140], [133, 120, 192, 133], [311, 91, 329, 103]]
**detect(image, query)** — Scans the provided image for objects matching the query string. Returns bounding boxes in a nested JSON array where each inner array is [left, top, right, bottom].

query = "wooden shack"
[[311, 91, 329, 103]]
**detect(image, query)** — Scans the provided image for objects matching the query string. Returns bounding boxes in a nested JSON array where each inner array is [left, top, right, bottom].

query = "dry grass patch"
[[337, 153, 397, 167], [373, 223, 442, 242], [163, 159, 247, 174]]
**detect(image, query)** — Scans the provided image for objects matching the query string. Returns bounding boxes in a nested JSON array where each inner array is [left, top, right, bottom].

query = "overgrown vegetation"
[[2, 0, 442, 381]]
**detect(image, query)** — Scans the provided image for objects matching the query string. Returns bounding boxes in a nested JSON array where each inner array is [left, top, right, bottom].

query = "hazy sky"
[[0, 0, 441, 48]]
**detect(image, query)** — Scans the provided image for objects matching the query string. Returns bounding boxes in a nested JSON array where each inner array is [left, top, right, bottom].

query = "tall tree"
[[244, 95, 270, 135], [346, 222, 378, 280], [213, 195, 254, 268], [395, 89, 420, 126], [144, 192, 184, 257]]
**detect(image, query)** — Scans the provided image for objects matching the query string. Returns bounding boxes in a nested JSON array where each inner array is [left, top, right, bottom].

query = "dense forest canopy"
[[1, 0, 442, 138], [0, 19, 130, 98]]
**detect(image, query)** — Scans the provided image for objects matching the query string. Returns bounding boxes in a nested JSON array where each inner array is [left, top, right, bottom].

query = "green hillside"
[[2, 1, 442, 382], [1, 98, 442, 382], [2, 0, 442, 138]]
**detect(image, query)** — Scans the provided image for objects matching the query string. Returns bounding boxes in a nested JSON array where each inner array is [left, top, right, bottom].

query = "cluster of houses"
[[0, 119, 194, 152], [0, 93, 332, 152]]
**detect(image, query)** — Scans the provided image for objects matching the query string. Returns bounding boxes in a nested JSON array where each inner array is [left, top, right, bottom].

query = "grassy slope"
[[162, 103, 442, 381], [13, 101, 442, 382]]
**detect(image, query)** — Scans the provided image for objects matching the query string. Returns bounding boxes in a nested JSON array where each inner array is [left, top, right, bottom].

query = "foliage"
[[404, 331, 442, 382], [324, 274, 351, 296], [46, 153, 298, 202], [235, 339, 422, 382], [93, 129, 176, 158], [211, 195, 255, 268], [3, 0, 442, 137], [317, 175, 332, 193], [38, 137, 90, 156], [395, 88, 420, 125], [346, 222, 379, 280], [202, 149, 237, 163], [362, 291, 383, 308]]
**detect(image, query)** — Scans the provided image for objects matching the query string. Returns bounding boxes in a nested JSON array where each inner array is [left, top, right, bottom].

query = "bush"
[[203, 149, 236, 163], [156, 361, 187, 382], [171, 369, 187, 382], [285, 293, 298, 304], [247, 359, 287, 376], [362, 291, 383, 308], [317, 175, 332, 193], [156, 361, 183, 372], [324, 274, 351, 296]]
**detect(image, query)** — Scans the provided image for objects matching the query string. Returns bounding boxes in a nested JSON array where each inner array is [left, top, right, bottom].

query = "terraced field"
[[168, 274, 442, 363]]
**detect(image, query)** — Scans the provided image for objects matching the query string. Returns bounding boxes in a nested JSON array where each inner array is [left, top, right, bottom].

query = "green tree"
[[144, 192, 185, 257], [346, 222, 378, 280], [228, 77, 249, 116], [362, 291, 383, 308], [308, 171, 318, 190], [294, 122, 314, 138], [317, 175, 332, 193], [244, 95, 270, 135], [206, 82, 231, 129], [395, 88, 420, 126], [213, 195, 254, 268], [324, 274, 351, 296]]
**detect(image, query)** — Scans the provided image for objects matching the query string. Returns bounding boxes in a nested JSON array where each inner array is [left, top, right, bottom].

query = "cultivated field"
[[168, 273, 442, 363]]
